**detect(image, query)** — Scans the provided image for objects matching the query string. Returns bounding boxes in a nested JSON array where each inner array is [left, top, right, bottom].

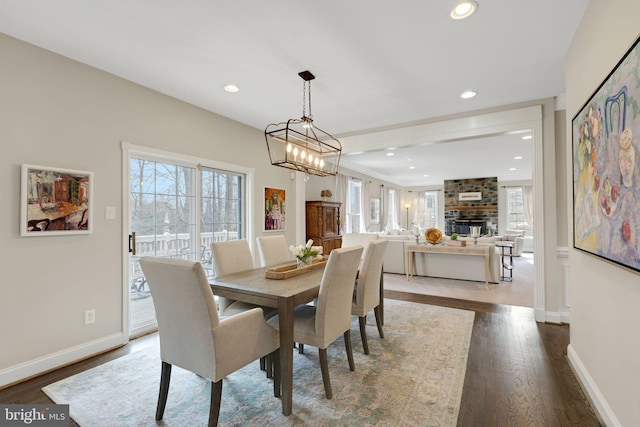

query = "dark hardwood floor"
[[384, 290, 602, 427], [0, 292, 602, 426]]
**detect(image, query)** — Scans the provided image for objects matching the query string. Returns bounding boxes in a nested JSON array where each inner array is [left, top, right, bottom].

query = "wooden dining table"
[[209, 264, 326, 416]]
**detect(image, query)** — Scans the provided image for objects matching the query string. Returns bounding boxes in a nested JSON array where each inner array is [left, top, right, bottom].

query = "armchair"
[[501, 230, 525, 256]]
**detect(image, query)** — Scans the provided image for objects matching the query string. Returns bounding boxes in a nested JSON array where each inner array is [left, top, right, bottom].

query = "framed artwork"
[[264, 187, 286, 231], [370, 198, 380, 225], [21, 164, 93, 236], [572, 35, 640, 274], [459, 192, 482, 201]]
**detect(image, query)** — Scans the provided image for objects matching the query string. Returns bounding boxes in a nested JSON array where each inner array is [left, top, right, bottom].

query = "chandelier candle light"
[[264, 71, 342, 176], [290, 239, 323, 268]]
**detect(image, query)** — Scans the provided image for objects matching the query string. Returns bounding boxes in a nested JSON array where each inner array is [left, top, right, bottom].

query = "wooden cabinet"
[[305, 201, 342, 254]]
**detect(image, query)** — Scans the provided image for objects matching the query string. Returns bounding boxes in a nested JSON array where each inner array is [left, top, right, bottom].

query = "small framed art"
[[21, 164, 93, 236], [264, 187, 286, 231]]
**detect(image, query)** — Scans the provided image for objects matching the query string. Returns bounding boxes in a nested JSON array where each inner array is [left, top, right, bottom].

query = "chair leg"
[[358, 316, 369, 355], [298, 343, 304, 354], [272, 349, 281, 398], [260, 356, 266, 371], [379, 270, 385, 326], [374, 305, 384, 339], [318, 348, 332, 399], [208, 380, 223, 427], [344, 331, 355, 371], [266, 353, 273, 378], [156, 362, 171, 421]]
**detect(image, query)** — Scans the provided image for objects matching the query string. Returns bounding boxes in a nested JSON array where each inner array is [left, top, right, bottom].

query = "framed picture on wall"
[[21, 164, 93, 236], [264, 187, 286, 231], [370, 198, 380, 225], [572, 35, 640, 274]]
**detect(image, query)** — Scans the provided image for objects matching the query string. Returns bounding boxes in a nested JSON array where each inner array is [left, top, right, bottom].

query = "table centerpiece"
[[290, 239, 323, 268]]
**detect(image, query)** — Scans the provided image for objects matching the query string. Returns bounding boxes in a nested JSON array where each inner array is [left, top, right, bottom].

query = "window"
[[422, 191, 438, 228], [506, 187, 531, 232], [386, 188, 399, 230], [201, 168, 243, 242], [346, 178, 362, 233]]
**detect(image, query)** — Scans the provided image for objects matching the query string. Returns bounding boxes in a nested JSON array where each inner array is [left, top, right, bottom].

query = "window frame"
[[346, 178, 363, 233]]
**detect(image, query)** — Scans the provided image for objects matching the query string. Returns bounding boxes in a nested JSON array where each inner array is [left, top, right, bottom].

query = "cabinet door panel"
[[322, 206, 339, 237]]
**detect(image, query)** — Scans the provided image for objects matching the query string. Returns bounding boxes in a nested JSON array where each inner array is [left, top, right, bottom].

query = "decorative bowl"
[[425, 227, 443, 244]]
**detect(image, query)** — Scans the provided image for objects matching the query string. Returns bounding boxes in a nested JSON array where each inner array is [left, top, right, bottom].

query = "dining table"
[[209, 263, 326, 416]]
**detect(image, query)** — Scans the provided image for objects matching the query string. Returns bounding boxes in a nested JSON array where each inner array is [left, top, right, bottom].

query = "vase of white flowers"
[[290, 239, 323, 268]]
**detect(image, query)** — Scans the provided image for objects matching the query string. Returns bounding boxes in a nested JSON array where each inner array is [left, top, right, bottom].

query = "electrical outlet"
[[84, 309, 95, 325]]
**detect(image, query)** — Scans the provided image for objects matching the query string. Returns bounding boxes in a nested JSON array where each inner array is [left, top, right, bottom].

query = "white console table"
[[405, 244, 490, 288]]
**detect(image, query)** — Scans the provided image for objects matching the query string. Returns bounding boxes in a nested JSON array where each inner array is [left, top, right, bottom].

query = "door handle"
[[129, 232, 136, 255]]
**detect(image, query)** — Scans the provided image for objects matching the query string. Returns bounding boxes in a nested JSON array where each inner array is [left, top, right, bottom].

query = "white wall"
[[0, 34, 295, 386], [566, 1, 640, 425], [306, 166, 396, 233]]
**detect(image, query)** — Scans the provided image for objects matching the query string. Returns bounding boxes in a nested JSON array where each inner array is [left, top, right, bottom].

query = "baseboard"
[[0, 332, 124, 389], [545, 310, 570, 324], [567, 344, 621, 427]]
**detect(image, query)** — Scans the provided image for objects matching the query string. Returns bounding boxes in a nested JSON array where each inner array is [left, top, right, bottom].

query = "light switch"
[[105, 206, 116, 220]]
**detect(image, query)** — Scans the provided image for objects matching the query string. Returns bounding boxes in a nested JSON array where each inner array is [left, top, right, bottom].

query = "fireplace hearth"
[[444, 177, 498, 236], [447, 219, 486, 236]]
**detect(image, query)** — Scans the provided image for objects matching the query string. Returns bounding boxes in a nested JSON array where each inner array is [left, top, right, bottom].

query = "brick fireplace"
[[444, 177, 498, 236]]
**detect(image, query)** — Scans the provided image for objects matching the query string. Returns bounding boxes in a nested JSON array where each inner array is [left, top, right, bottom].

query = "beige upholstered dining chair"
[[268, 245, 363, 399], [352, 239, 388, 354], [256, 235, 292, 267], [138, 257, 280, 427], [210, 239, 258, 316], [211, 239, 277, 375]]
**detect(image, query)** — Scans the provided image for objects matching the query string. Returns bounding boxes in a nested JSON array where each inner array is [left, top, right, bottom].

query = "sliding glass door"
[[128, 157, 197, 335], [124, 145, 250, 338]]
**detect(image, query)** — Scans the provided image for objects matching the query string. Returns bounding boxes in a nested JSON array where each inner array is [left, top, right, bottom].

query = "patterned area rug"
[[43, 300, 474, 426]]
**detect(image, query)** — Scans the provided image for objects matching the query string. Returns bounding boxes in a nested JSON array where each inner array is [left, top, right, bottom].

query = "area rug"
[[43, 300, 474, 426]]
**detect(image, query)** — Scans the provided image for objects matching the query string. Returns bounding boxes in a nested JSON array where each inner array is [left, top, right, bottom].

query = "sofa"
[[342, 232, 501, 283]]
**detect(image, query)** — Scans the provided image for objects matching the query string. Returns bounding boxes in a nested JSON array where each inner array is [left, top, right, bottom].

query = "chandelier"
[[264, 70, 342, 176]]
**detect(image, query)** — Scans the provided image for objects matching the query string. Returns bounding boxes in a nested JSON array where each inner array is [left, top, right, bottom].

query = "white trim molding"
[[568, 344, 621, 427], [546, 247, 570, 324], [0, 333, 123, 389]]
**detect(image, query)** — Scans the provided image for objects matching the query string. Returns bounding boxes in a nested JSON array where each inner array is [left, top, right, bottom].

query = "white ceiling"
[[0, 0, 587, 186]]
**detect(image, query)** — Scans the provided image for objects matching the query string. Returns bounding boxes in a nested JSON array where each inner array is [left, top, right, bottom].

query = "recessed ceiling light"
[[409, 166, 416, 170], [460, 90, 477, 99], [521, 135, 532, 140], [514, 156, 523, 160], [509, 168, 517, 171], [386, 152, 395, 156], [223, 84, 239, 93], [423, 174, 429, 177], [451, 1, 478, 20]]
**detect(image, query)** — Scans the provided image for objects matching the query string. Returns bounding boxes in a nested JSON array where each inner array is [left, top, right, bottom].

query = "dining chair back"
[[256, 235, 292, 267], [352, 239, 388, 354], [211, 239, 254, 277], [211, 239, 255, 313], [267, 245, 363, 399], [139, 257, 280, 426], [315, 246, 364, 345]]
